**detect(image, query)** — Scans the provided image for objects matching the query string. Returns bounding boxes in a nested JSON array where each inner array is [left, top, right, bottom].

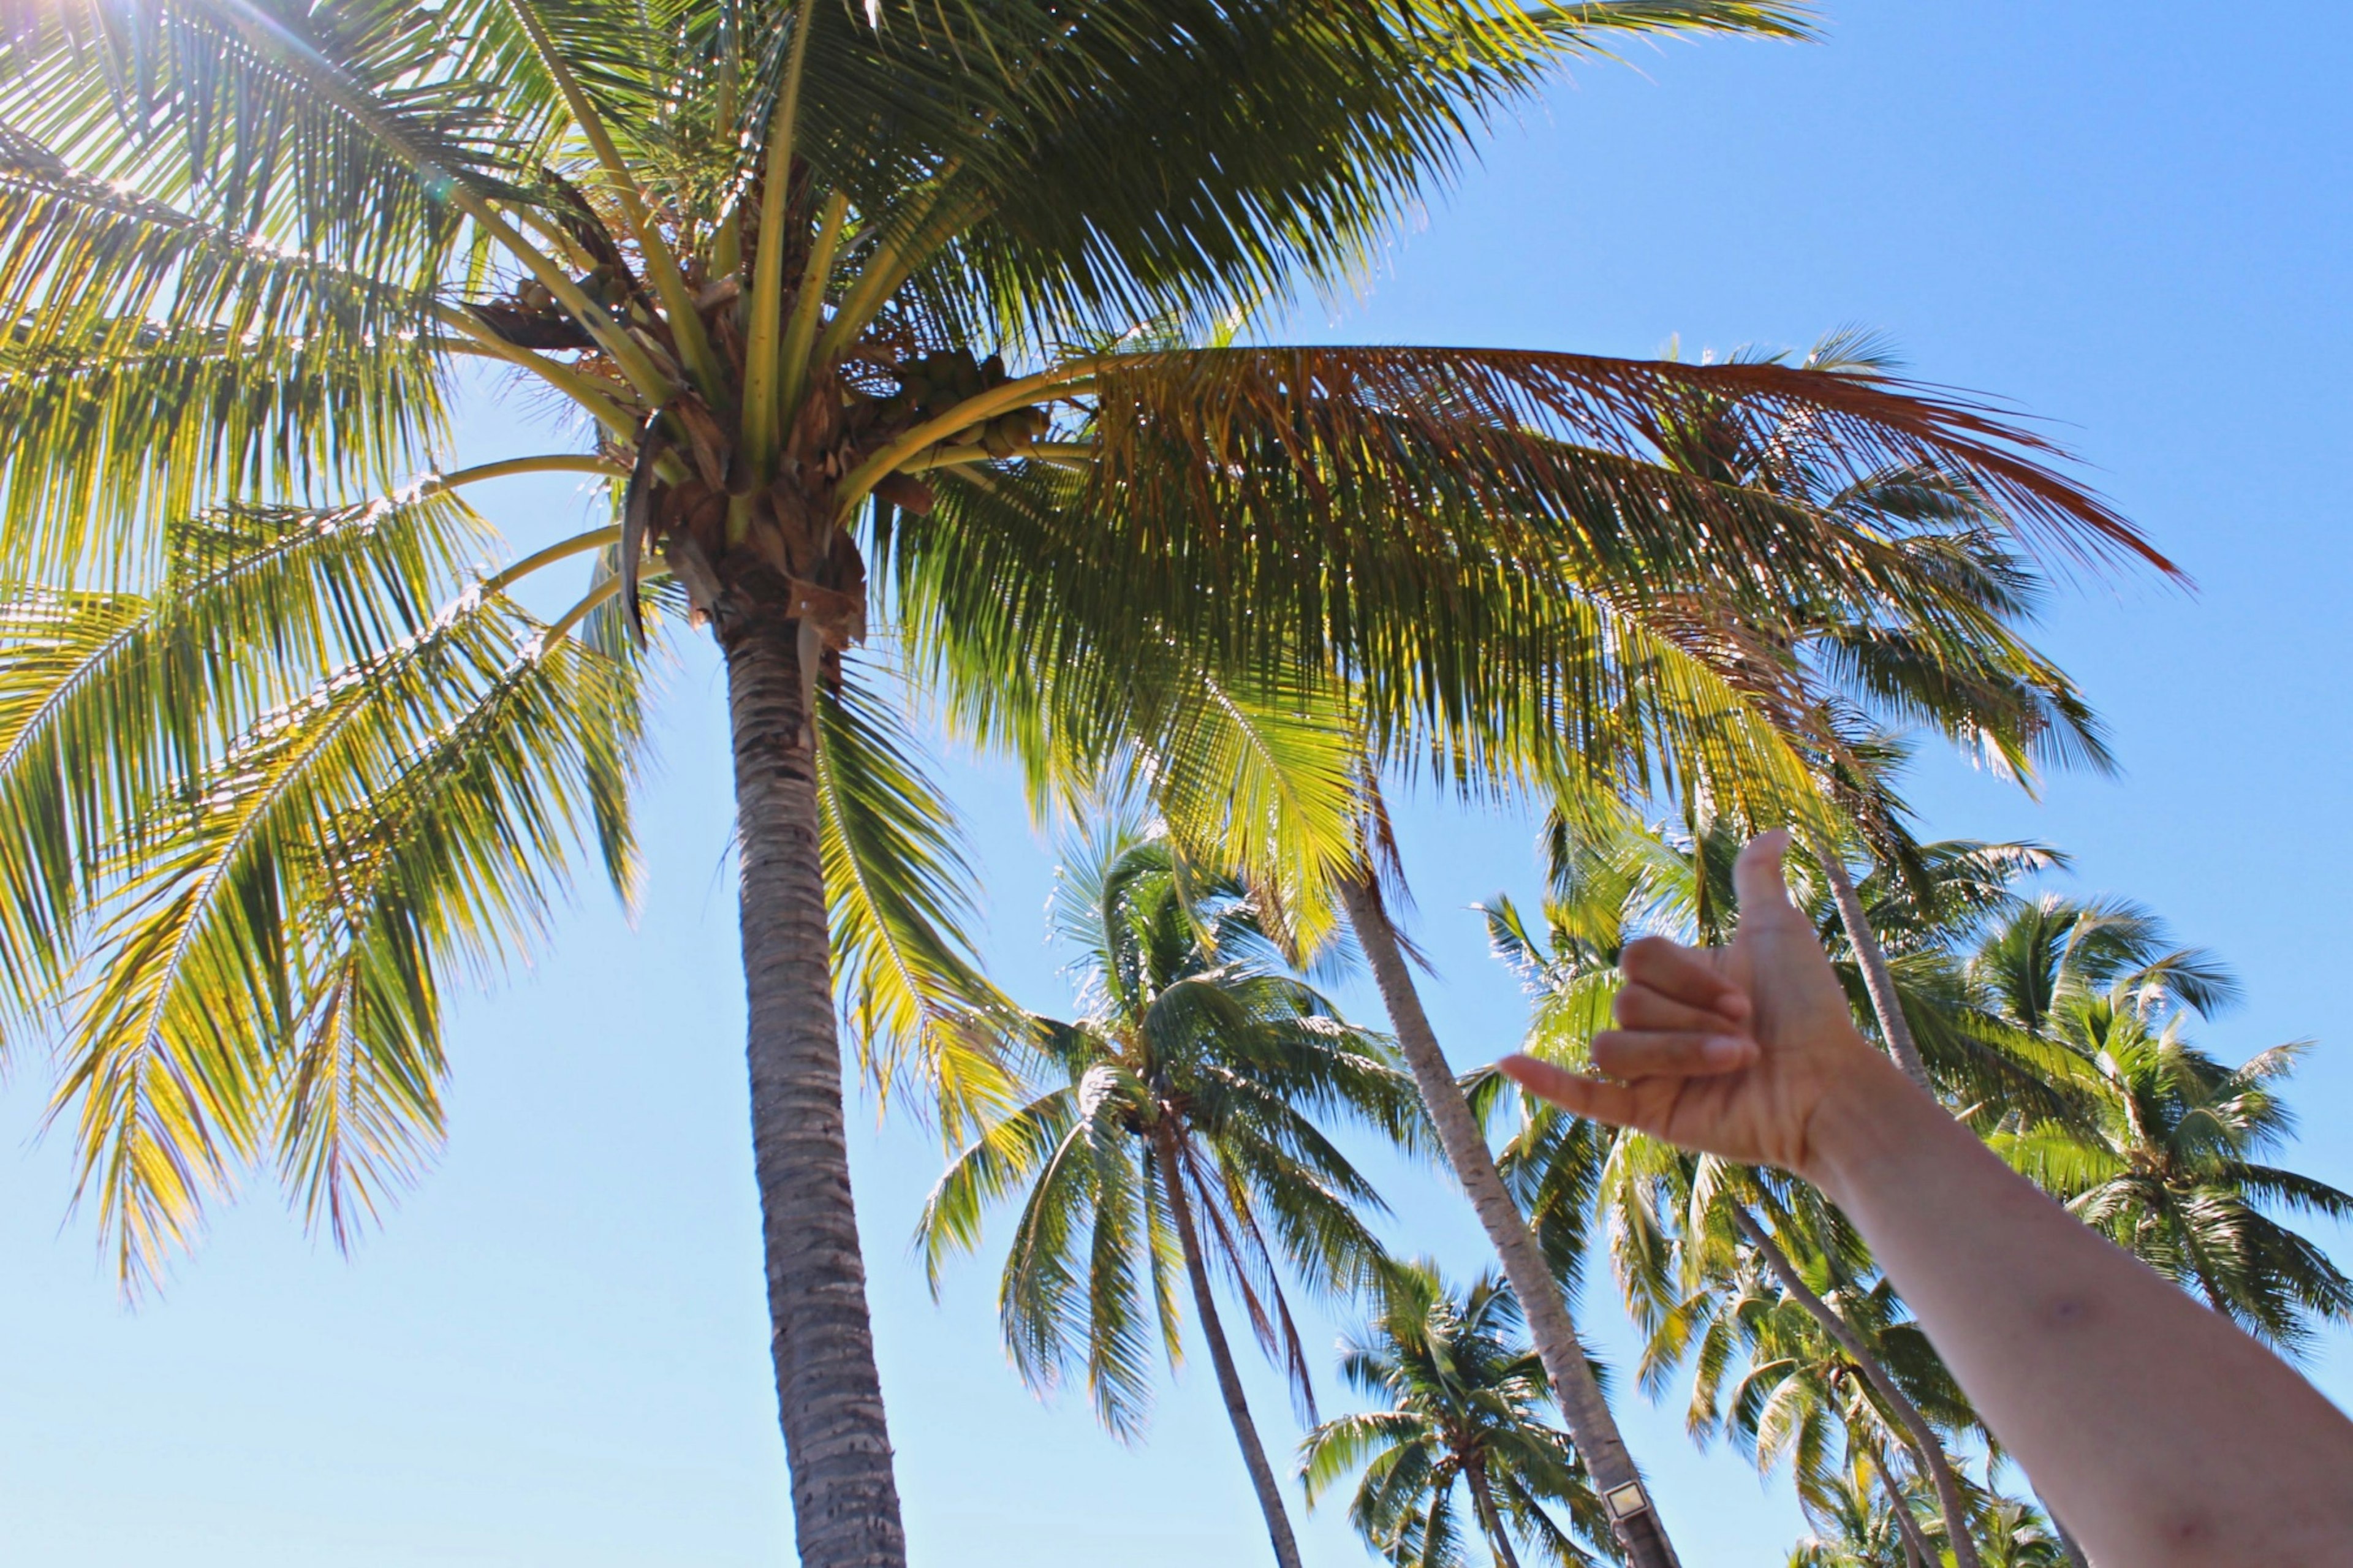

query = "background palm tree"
[[1821, 865, 2353, 1358], [0, 4, 2181, 1562], [917, 825, 1423, 1568], [1781, 1456, 1927, 1568], [1995, 988, 2353, 1355], [1302, 1262, 1618, 1567]]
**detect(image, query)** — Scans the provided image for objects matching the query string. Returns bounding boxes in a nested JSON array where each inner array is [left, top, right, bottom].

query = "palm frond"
[[0, 491, 485, 1006], [47, 594, 639, 1286], [815, 658, 1021, 1139]]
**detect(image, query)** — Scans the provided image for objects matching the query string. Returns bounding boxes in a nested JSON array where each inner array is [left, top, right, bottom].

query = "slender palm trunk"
[[1154, 1119, 1308, 1568], [1865, 1434, 1937, 1568], [1465, 1459, 1525, 1568], [725, 612, 907, 1568], [1733, 1206, 1981, 1568], [1814, 845, 1933, 1093], [1338, 873, 1683, 1568]]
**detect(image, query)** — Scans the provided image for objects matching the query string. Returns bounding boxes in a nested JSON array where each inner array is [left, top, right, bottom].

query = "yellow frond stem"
[[481, 526, 623, 596], [494, 0, 724, 399], [835, 368, 1099, 519], [434, 454, 624, 490], [540, 575, 626, 645], [776, 189, 850, 434], [740, 0, 821, 480]]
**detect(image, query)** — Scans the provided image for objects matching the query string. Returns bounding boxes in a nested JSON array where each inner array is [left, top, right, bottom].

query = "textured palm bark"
[[1155, 1119, 1308, 1568], [1337, 873, 1683, 1568], [1733, 1206, 1982, 1568], [1815, 846, 1934, 1093], [725, 612, 907, 1568]]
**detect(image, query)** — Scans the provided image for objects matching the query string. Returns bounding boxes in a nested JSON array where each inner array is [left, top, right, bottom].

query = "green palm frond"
[[49, 595, 640, 1286], [1304, 1262, 1615, 1567], [993, 1107, 1101, 1401], [832, 1, 1811, 343], [0, 490, 485, 1002], [1078, 1060, 1160, 1435], [915, 1083, 1075, 1293], [0, 323, 450, 586], [815, 658, 1021, 1140]]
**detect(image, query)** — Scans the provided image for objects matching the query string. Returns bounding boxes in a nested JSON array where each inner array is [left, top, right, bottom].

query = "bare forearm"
[[1811, 1058, 2353, 1566]]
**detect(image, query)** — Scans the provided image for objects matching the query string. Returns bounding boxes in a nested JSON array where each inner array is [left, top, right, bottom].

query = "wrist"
[[1798, 1046, 1944, 1204]]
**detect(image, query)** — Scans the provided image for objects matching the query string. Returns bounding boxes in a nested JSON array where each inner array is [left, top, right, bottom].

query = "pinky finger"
[[1498, 1053, 1645, 1129]]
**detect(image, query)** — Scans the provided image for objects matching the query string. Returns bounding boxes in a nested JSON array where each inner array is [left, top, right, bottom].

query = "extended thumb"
[[1732, 828, 1795, 914]]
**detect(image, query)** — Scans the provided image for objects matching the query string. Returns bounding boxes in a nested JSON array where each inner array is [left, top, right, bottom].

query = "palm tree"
[[1301, 1262, 1618, 1567], [1650, 1240, 1977, 1561], [1965, 894, 2239, 1037], [1863, 887, 2353, 1357], [0, 6, 2179, 1562], [1998, 990, 2353, 1355], [916, 826, 1422, 1568], [1783, 1455, 1931, 1568]]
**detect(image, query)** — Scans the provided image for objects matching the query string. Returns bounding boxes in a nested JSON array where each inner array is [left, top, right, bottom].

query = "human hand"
[[1499, 829, 1900, 1181]]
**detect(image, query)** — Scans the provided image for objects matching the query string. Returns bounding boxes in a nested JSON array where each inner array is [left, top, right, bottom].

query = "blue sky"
[[4, 2, 2347, 1562]]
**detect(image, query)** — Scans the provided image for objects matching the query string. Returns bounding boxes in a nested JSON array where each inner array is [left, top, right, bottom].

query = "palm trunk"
[[1465, 1459, 1525, 1568], [1468, 1450, 1525, 1563], [1873, 1452, 1934, 1568], [1733, 1206, 1980, 1568], [1154, 1119, 1308, 1568], [1338, 873, 1683, 1568], [724, 612, 907, 1568], [1814, 845, 1933, 1093]]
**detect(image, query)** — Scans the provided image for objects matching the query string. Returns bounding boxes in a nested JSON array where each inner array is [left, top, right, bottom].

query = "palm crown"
[[1302, 1261, 1618, 1567]]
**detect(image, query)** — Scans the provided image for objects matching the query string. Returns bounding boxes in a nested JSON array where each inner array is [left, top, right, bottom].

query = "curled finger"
[[1590, 1028, 1756, 1080], [1620, 936, 1749, 1020], [1615, 980, 1748, 1034]]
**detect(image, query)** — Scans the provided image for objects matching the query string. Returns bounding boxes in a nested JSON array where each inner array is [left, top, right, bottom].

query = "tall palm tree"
[[0, 6, 2180, 1562], [1301, 1262, 1618, 1567], [916, 827, 1423, 1568]]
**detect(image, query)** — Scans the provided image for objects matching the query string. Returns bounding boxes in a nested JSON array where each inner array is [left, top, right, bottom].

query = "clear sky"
[[4, 2, 2347, 1563]]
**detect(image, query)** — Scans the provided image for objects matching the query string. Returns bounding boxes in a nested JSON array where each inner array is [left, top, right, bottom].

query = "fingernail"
[[1702, 1036, 1751, 1068], [1717, 991, 1751, 1020]]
